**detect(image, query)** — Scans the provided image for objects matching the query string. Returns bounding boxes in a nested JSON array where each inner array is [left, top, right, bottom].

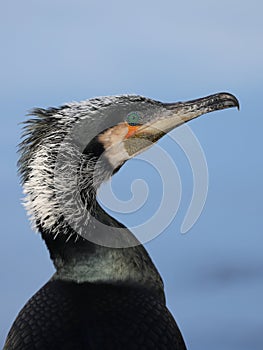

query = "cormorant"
[[4, 92, 239, 350]]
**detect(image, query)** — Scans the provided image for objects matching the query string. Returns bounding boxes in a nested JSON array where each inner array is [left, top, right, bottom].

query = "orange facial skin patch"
[[125, 124, 140, 139]]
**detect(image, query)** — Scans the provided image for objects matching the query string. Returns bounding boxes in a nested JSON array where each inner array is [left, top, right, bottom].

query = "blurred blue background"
[[1, 1, 262, 349]]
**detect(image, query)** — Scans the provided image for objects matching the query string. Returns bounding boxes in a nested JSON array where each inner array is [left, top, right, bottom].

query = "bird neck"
[[24, 139, 164, 294], [41, 203, 164, 295]]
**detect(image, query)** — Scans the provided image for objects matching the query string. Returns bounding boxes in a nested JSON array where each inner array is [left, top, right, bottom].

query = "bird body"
[[4, 280, 185, 350], [4, 93, 239, 349]]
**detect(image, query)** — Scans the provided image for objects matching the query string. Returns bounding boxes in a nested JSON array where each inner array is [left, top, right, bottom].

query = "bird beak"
[[124, 92, 239, 157]]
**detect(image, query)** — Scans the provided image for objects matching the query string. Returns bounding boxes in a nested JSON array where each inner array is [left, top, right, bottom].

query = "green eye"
[[126, 112, 142, 126]]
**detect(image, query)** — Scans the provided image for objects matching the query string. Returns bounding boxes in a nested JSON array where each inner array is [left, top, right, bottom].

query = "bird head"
[[19, 92, 239, 240]]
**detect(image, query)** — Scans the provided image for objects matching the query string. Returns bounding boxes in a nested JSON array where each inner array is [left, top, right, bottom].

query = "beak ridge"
[[164, 92, 240, 112]]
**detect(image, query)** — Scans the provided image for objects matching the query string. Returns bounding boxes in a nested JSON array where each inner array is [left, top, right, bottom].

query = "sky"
[[1, 1, 263, 349]]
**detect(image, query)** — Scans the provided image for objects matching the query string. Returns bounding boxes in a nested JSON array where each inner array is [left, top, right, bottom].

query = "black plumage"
[[5, 280, 186, 350]]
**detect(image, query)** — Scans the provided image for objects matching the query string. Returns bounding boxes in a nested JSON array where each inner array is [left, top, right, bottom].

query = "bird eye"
[[126, 112, 142, 126]]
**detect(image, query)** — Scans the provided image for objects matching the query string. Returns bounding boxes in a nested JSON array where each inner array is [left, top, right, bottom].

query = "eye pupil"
[[127, 112, 141, 126]]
